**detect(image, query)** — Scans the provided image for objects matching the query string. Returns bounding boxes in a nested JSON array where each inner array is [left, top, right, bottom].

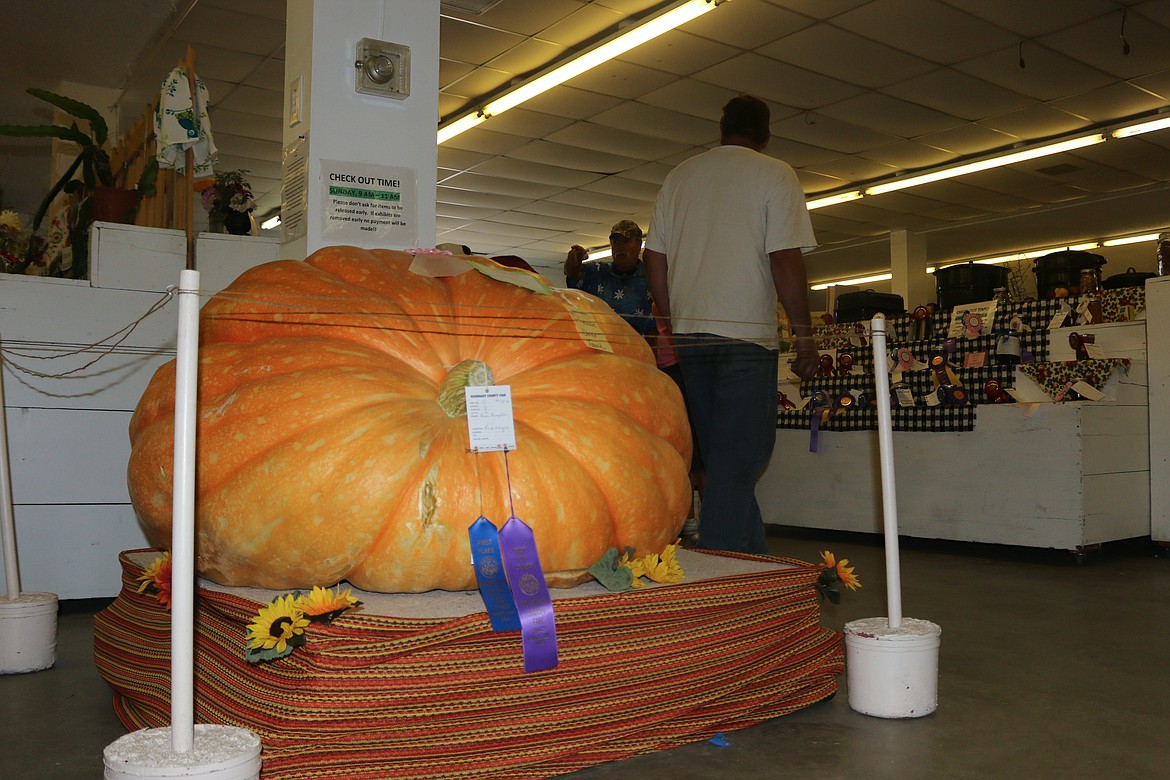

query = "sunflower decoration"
[[589, 542, 686, 592], [815, 550, 861, 604], [245, 594, 312, 663], [295, 585, 362, 623], [135, 552, 173, 609]]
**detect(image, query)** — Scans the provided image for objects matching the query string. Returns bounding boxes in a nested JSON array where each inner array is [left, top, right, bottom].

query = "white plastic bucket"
[[103, 725, 262, 779], [0, 592, 58, 674], [845, 616, 941, 718]]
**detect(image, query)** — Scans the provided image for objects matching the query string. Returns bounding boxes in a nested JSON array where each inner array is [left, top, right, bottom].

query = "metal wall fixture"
[[355, 38, 411, 99]]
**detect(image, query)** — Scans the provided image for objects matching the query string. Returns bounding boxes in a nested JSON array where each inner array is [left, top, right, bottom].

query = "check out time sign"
[[321, 159, 417, 246]]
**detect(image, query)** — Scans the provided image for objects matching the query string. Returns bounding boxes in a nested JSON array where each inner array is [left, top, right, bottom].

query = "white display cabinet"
[[760, 313, 1150, 557]]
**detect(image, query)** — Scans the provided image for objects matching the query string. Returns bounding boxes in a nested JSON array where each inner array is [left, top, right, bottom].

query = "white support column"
[[281, 0, 439, 258], [890, 229, 932, 310]]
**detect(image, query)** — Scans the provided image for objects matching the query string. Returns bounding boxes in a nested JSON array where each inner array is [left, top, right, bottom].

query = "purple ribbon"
[[498, 516, 558, 673], [809, 391, 831, 453], [467, 516, 521, 633]]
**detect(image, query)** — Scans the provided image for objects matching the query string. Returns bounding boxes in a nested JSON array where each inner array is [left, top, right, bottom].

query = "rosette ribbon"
[[468, 516, 521, 632], [809, 390, 833, 453], [498, 516, 558, 672]]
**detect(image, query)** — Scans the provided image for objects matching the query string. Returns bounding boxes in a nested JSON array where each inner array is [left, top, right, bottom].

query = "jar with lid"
[[1079, 267, 1100, 295], [996, 329, 1022, 365], [1159, 231, 1170, 277]]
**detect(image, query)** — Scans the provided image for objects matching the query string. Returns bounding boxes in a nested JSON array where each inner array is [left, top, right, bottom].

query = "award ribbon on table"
[[468, 516, 521, 632], [809, 390, 832, 452], [463, 384, 558, 672], [499, 513, 558, 673]]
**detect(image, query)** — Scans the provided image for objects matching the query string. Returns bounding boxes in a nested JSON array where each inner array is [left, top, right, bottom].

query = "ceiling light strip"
[[437, 0, 720, 143]]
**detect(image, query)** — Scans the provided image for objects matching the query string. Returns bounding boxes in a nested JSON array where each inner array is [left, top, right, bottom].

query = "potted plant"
[[0, 88, 154, 277], [196, 169, 255, 235]]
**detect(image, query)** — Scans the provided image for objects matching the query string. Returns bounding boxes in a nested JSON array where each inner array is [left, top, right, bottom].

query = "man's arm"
[[564, 244, 587, 287], [770, 247, 818, 380], [643, 248, 670, 319]]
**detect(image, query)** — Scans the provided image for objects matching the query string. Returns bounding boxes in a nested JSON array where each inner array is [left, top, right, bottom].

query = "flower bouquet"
[[196, 169, 254, 233]]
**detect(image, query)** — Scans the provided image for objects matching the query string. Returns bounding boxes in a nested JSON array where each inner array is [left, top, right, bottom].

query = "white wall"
[[0, 224, 278, 598]]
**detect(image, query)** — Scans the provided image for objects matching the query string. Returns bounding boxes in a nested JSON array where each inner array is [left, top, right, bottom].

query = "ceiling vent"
[[1035, 163, 1082, 177]]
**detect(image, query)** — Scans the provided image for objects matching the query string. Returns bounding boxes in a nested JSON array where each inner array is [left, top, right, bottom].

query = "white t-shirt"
[[645, 145, 816, 347]]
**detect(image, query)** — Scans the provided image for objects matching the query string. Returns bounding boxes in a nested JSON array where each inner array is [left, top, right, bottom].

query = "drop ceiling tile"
[[1051, 82, 1170, 124], [685, 0, 812, 49], [883, 68, 1036, 122], [578, 175, 662, 201], [591, 0, 662, 15], [1038, 10, 1170, 80], [483, 37, 568, 77], [439, 92, 471, 118], [818, 92, 964, 139], [215, 85, 283, 118], [766, 138, 841, 168], [445, 66, 514, 101], [619, 161, 677, 186], [515, 199, 631, 225], [976, 104, 1094, 141], [436, 186, 534, 210], [697, 52, 865, 110], [546, 188, 648, 214], [796, 169, 851, 193], [590, 102, 717, 146], [616, 30, 739, 77], [958, 44, 1117, 102], [834, 0, 1018, 66], [1130, 67, 1170, 101], [214, 135, 281, 164], [206, 108, 280, 142], [435, 202, 507, 221], [535, 3, 626, 47], [941, 0, 1114, 37], [440, 16, 526, 66], [440, 126, 532, 156], [1085, 137, 1170, 180], [639, 78, 743, 121], [545, 121, 692, 159], [182, 5, 286, 57], [855, 141, 958, 171], [806, 154, 900, 183], [473, 108, 574, 141], [913, 122, 1021, 156], [563, 59, 679, 100], [213, 153, 280, 182], [493, 210, 598, 233], [442, 0, 584, 36], [246, 58, 286, 93], [439, 59, 477, 91], [517, 86, 624, 119], [773, 113, 901, 155], [466, 219, 564, 240], [204, 0, 285, 22], [443, 171, 567, 199], [437, 146, 494, 172], [508, 139, 643, 174], [758, 24, 936, 89], [473, 155, 603, 188], [760, 0, 877, 20]]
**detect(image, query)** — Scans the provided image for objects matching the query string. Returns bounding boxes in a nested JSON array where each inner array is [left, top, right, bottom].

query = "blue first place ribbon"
[[468, 516, 520, 632]]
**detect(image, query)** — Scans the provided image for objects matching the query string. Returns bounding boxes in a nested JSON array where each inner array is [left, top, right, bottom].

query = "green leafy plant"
[[0, 88, 125, 276]]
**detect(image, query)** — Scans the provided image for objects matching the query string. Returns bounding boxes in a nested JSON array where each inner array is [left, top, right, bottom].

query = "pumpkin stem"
[[437, 359, 494, 417]]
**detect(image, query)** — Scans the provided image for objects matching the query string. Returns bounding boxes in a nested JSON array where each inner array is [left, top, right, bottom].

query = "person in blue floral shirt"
[[563, 220, 655, 344]]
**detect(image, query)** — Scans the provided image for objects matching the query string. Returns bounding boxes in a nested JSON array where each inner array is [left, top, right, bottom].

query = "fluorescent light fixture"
[[1103, 232, 1159, 247], [806, 190, 863, 210], [810, 272, 892, 291], [260, 215, 281, 230], [437, 0, 721, 143], [437, 112, 486, 144], [865, 134, 1107, 196], [1113, 116, 1170, 139], [926, 243, 1102, 273]]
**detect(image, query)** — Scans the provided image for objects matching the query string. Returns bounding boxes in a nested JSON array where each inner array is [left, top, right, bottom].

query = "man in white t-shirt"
[[643, 94, 819, 554]]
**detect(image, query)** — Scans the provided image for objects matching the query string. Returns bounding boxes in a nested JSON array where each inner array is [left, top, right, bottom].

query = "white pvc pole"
[[0, 337, 22, 600], [869, 316, 903, 629], [171, 270, 200, 753]]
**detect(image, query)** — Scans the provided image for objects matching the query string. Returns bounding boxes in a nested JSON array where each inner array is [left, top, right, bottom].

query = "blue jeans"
[[676, 334, 778, 554]]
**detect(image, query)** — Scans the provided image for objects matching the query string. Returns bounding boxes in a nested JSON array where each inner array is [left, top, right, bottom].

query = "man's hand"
[[564, 244, 588, 280], [790, 336, 820, 381]]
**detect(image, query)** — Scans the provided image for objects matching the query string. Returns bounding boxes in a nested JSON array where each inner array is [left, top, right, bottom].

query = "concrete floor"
[[2, 528, 1167, 779]]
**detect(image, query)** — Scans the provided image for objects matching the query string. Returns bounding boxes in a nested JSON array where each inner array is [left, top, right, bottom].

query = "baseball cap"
[[609, 220, 643, 242]]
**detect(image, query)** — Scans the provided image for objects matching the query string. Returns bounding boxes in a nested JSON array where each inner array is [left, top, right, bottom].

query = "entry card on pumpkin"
[[465, 386, 517, 452]]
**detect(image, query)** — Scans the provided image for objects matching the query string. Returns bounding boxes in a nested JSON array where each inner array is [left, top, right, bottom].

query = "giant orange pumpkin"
[[127, 246, 692, 593]]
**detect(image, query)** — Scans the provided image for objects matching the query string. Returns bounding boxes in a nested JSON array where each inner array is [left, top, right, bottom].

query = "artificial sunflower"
[[815, 550, 862, 604], [296, 585, 361, 623], [620, 542, 685, 588], [135, 552, 173, 609], [246, 594, 311, 662]]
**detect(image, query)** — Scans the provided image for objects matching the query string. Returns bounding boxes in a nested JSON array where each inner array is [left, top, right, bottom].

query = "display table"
[[765, 291, 1150, 554], [94, 549, 843, 779]]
